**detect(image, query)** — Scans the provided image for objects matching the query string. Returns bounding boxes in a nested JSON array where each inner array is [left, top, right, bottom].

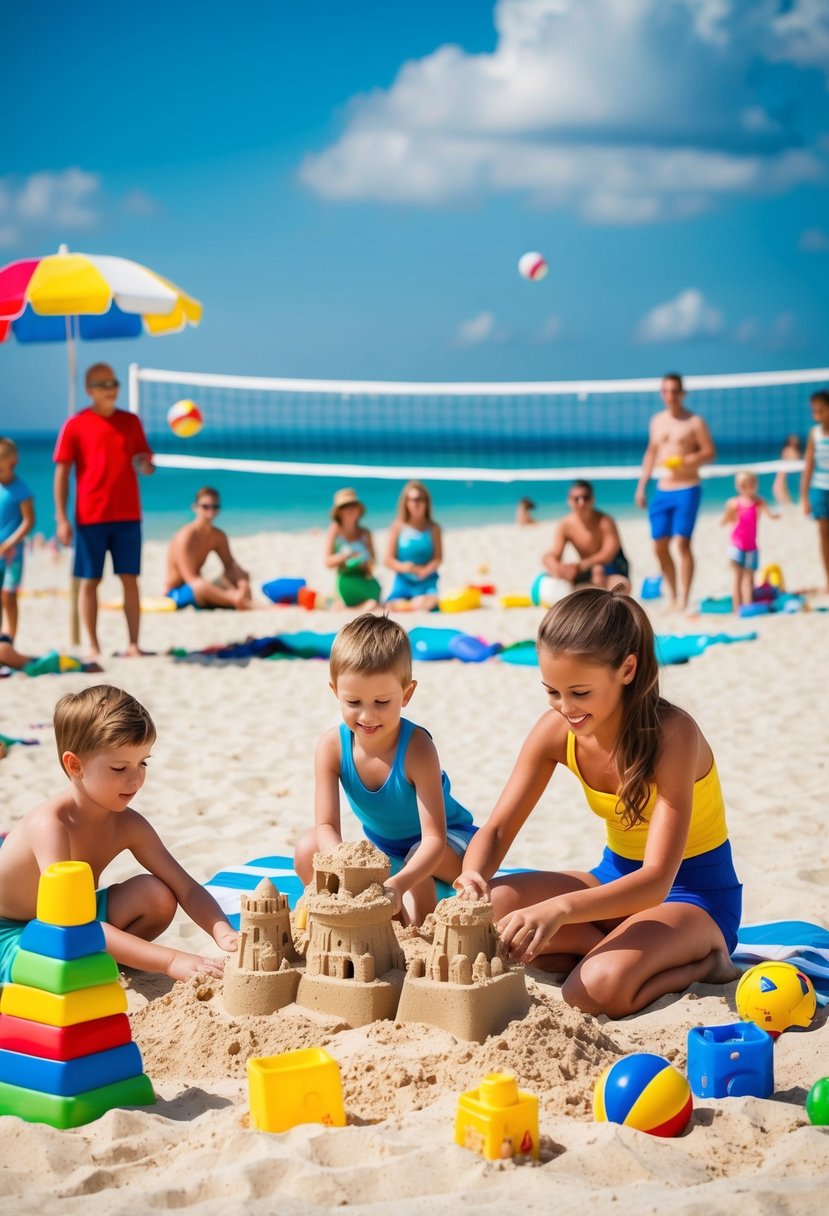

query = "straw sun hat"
[[331, 487, 365, 521]]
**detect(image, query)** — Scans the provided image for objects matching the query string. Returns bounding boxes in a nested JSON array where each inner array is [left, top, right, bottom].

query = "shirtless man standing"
[[635, 373, 715, 611], [542, 480, 631, 592], [164, 488, 254, 610]]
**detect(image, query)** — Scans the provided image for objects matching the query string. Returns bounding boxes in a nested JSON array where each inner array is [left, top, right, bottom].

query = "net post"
[[128, 363, 140, 415]]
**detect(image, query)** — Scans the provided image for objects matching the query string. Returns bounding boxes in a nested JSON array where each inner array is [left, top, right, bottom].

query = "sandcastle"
[[223, 880, 300, 1016], [396, 897, 531, 1043], [295, 842, 406, 1027]]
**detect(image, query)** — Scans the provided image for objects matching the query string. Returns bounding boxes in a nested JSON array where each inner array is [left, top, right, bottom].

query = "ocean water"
[[14, 431, 789, 542]]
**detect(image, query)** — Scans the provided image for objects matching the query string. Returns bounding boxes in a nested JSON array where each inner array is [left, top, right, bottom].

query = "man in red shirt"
[[53, 363, 155, 659]]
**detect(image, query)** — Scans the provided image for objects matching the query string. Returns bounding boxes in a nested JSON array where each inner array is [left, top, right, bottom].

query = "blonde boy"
[[0, 685, 237, 983], [294, 614, 477, 924]]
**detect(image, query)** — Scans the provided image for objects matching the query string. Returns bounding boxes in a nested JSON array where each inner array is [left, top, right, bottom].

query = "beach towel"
[[500, 632, 758, 667], [205, 857, 829, 1007]]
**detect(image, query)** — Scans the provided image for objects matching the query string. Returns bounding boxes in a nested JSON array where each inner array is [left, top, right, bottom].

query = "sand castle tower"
[[396, 898, 530, 1043], [223, 879, 300, 1016], [296, 842, 406, 1027]]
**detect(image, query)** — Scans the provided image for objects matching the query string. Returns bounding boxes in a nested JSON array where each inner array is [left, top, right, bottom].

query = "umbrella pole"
[[66, 316, 81, 647]]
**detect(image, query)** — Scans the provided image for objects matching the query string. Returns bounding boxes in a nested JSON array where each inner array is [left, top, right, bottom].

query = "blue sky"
[[2, 0, 828, 430]]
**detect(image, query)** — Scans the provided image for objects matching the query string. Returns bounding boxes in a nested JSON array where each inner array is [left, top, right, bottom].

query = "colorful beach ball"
[[735, 962, 816, 1038], [167, 399, 203, 438], [593, 1053, 692, 1138], [806, 1078, 829, 1126], [518, 251, 548, 282]]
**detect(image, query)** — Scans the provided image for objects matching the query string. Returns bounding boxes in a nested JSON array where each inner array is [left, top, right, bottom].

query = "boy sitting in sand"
[[294, 614, 477, 923], [0, 685, 238, 983], [164, 487, 254, 609]]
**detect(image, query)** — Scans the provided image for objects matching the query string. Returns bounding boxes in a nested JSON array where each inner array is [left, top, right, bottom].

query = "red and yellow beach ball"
[[167, 399, 203, 438], [593, 1053, 692, 1137]]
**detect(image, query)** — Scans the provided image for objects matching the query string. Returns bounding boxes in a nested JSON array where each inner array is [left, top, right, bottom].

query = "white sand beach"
[[1, 507, 828, 1215]]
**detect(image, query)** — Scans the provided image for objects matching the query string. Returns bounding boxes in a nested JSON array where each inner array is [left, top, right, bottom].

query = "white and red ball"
[[518, 251, 548, 282], [167, 399, 203, 438]]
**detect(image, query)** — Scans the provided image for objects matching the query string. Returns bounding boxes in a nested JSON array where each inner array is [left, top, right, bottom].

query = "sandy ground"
[[1, 507, 828, 1215]]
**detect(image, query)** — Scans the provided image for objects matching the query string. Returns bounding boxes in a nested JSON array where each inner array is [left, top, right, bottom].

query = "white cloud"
[[454, 310, 505, 346], [533, 314, 565, 344], [635, 289, 724, 343], [800, 227, 829, 252], [300, 0, 825, 223], [0, 170, 160, 248], [121, 188, 161, 218]]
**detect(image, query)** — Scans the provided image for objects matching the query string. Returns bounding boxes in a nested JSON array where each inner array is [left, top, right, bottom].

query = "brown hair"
[[537, 587, 668, 829], [0, 436, 18, 460], [330, 613, 412, 687], [662, 372, 684, 391], [85, 362, 115, 388], [54, 685, 156, 775], [810, 390, 829, 409], [194, 486, 220, 503], [396, 480, 434, 524]]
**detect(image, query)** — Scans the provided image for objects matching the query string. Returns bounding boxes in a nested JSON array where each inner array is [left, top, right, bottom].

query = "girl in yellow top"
[[457, 586, 742, 1019]]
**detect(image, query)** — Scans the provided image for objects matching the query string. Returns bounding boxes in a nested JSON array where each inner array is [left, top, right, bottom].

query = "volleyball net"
[[129, 364, 825, 485]]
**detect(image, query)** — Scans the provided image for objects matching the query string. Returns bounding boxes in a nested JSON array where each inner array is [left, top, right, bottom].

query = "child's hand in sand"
[[166, 951, 226, 982], [213, 924, 239, 954], [496, 900, 565, 963], [453, 871, 490, 900]]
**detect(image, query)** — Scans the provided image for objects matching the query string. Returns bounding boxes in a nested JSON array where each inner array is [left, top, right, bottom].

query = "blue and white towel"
[[205, 855, 829, 1006]]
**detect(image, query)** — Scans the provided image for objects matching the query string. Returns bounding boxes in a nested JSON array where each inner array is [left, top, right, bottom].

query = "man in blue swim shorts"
[[635, 373, 715, 611]]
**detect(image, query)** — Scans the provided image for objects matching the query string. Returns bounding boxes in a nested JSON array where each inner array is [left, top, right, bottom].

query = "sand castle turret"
[[223, 879, 300, 1016], [296, 842, 406, 1027], [396, 898, 530, 1043]]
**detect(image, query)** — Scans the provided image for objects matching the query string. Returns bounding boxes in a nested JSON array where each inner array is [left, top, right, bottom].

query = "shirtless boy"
[[635, 373, 715, 611], [542, 480, 631, 592], [164, 487, 254, 610]]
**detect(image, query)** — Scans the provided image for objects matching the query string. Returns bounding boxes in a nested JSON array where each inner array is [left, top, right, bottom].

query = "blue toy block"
[[19, 919, 106, 961], [640, 576, 663, 600], [687, 1022, 774, 1099], [0, 1042, 144, 1097]]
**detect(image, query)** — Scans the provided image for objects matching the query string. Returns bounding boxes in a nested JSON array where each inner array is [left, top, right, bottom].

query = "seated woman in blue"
[[383, 480, 442, 612]]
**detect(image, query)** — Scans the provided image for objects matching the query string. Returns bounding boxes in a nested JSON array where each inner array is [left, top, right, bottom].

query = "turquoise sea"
[[15, 431, 789, 541]]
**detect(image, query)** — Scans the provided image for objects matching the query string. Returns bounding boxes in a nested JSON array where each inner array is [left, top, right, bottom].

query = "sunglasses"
[[406, 494, 426, 502], [89, 379, 120, 389], [198, 502, 220, 511], [569, 494, 591, 503]]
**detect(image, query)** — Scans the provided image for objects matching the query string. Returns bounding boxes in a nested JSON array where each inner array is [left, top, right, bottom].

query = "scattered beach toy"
[[530, 573, 569, 608], [593, 1053, 692, 1138], [499, 640, 538, 666], [518, 251, 548, 281], [806, 1078, 829, 1126], [167, 398, 203, 438], [248, 1048, 345, 1135], [500, 594, 534, 608], [0, 733, 39, 749], [752, 582, 778, 603], [468, 583, 496, 596], [700, 596, 733, 614], [761, 563, 785, 590], [21, 653, 85, 677], [0, 861, 153, 1129], [738, 601, 772, 618], [261, 577, 307, 605], [735, 961, 816, 1037], [455, 1073, 539, 1161], [448, 634, 503, 663], [439, 587, 482, 613], [640, 575, 663, 600], [687, 1022, 774, 1100], [297, 587, 317, 610], [409, 627, 463, 661]]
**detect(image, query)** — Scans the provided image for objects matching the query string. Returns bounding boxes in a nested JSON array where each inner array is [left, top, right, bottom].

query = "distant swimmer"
[[634, 372, 715, 612]]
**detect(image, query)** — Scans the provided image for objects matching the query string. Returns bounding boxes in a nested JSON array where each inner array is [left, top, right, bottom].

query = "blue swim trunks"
[[589, 840, 742, 955], [364, 822, 478, 862], [386, 572, 439, 602], [0, 887, 110, 985], [809, 488, 829, 521], [166, 583, 197, 609], [728, 546, 759, 571], [74, 520, 142, 580], [649, 485, 702, 541]]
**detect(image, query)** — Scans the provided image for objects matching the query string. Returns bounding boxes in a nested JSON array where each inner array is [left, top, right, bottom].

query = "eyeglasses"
[[198, 502, 220, 511], [88, 379, 120, 389]]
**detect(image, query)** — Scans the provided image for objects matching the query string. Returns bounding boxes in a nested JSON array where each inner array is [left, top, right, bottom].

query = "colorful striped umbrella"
[[0, 244, 202, 408]]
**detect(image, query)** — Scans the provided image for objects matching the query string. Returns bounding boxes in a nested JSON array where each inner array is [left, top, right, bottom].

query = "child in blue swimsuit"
[[294, 613, 476, 923], [383, 480, 442, 611]]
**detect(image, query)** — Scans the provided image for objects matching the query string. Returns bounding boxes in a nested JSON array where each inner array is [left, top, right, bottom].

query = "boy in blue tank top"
[[294, 614, 476, 924]]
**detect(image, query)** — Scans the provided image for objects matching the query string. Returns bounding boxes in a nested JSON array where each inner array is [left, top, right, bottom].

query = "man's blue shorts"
[[589, 840, 742, 954], [74, 521, 142, 580], [0, 887, 110, 985], [810, 487, 829, 520], [166, 583, 197, 609], [649, 485, 702, 541]]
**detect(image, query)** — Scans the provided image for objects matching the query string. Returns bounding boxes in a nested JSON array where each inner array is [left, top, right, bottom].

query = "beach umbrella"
[[0, 243, 202, 410]]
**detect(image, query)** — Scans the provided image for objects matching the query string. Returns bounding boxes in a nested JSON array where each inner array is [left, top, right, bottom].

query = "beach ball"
[[735, 962, 816, 1038], [167, 399, 203, 438], [518, 251, 548, 282], [530, 573, 569, 608], [593, 1053, 692, 1138], [806, 1078, 829, 1126]]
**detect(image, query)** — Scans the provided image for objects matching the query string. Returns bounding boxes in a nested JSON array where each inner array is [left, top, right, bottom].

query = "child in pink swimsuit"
[[720, 471, 779, 610]]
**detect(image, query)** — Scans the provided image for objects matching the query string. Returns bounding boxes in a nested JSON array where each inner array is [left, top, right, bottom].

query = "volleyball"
[[167, 399, 203, 438], [518, 251, 548, 281], [593, 1053, 692, 1138], [735, 962, 816, 1037]]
